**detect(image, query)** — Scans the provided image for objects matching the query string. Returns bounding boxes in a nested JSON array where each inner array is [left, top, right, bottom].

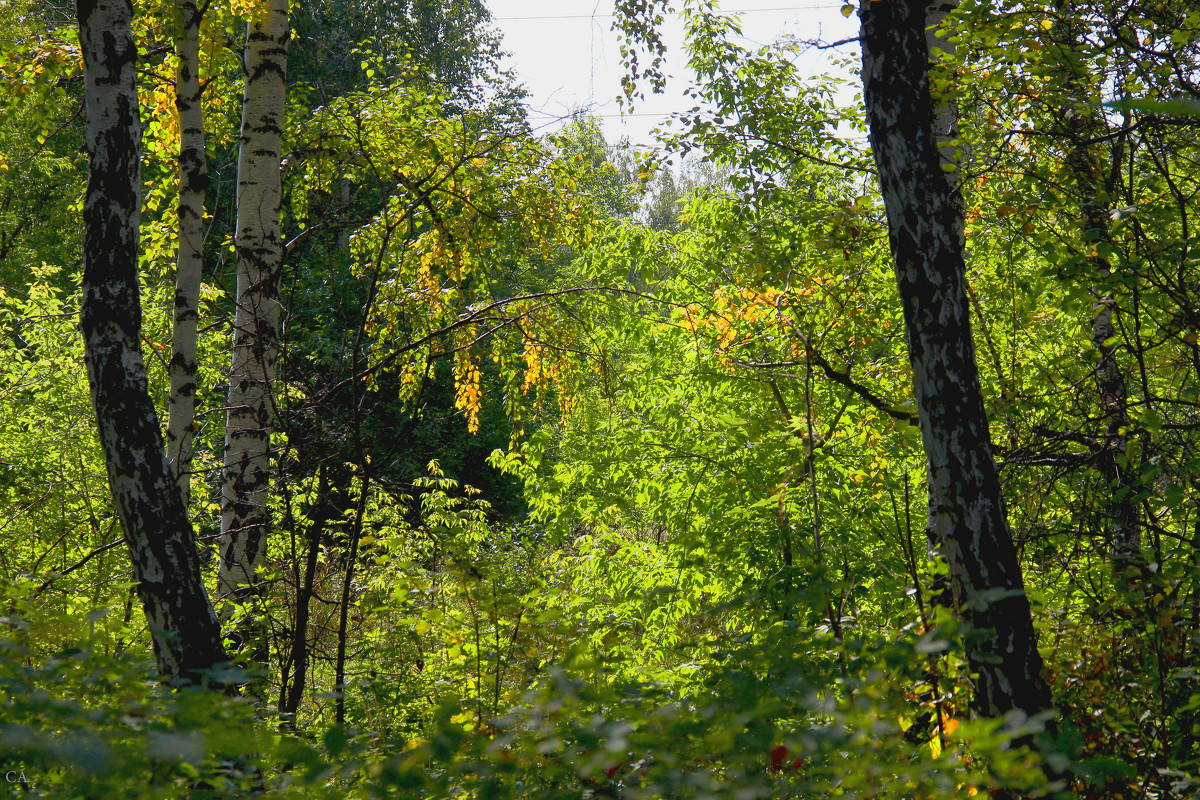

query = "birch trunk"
[[217, 0, 289, 625], [165, 0, 207, 507], [859, 0, 1054, 720], [926, 0, 962, 237], [1079, 164, 1144, 578], [1044, 7, 1145, 580], [75, 0, 226, 682]]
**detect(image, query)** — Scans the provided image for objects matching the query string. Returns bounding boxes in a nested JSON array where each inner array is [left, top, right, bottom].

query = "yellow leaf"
[[229, 0, 264, 19]]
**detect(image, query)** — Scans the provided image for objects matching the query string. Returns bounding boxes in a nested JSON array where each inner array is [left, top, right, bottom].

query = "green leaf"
[[1105, 96, 1200, 118]]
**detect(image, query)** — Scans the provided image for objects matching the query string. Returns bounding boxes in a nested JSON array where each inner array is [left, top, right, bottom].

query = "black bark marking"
[[859, 0, 1054, 723], [77, 0, 226, 683]]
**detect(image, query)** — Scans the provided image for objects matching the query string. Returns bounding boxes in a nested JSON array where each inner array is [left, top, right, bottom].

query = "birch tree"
[[1043, 4, 1145, 581], [165, 0, 206, 506], [858, 0, 1054, 722], [217, 0, 289, 628], [75, 0, 226, 682]]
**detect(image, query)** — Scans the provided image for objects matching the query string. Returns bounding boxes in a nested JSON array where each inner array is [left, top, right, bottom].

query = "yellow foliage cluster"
[[521, 341, 562, 395], [679, 285, 788, 353], [415, 246, 451, 316], [454, 351, 484, 434], [297, 85, 600, 439], [144, 80, 179, 160], [0, 35, 79, 104], [228, 0, 266, 21]]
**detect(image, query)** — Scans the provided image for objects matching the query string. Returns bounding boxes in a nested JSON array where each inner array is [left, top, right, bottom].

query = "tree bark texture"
[[925, 0, 961, 184], [859, 0, 1054, 720], [76, 0, 226, 682], [279, 465, 339, 716], [1075, 148, 1143, 578], [218, 0, 289, 618], [165, 0, 207, 507], [335, 473, 370, 727], [1043, 6, 1144, 579]]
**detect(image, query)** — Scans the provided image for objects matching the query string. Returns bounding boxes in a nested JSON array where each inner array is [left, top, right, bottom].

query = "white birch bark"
[[926, 0, 963, 250], [218, 0, 289, 621], [1045, 7, 1144, 579], [165, 0, 207, 507], [75, 0, 226, 682], [926, 1, 961, 175], [859, 0, 1054, 723]]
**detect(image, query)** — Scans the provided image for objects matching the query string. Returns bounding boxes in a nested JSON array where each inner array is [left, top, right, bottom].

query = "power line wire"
[[495, 5, 840, 21], [528, 111, 677, 118]]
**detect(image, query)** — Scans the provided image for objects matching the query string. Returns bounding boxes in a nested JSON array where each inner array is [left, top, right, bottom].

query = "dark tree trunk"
[[334, 473, 370, 727], [859, 0, 1054, 721], [75, 0, 226, 683], [279, 466, 340, 716]]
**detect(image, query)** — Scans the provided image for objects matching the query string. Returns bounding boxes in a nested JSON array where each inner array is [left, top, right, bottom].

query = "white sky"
[[488, 1, 860, 150]]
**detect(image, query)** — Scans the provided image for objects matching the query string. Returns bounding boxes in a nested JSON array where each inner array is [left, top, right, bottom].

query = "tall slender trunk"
[[279, 465, 340, 716], [217, 0, 289, 631], [859, 0, 1053, 721], [165, 0, 207, 507], [1042, 7, 1144, 580], [335, 473, 369, 727], [1079, 167, 1143, 578], [75, 0, 226, 683]]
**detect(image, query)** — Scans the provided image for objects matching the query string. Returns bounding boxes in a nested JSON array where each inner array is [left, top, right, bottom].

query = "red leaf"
[[769, 745, 788, 773]]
